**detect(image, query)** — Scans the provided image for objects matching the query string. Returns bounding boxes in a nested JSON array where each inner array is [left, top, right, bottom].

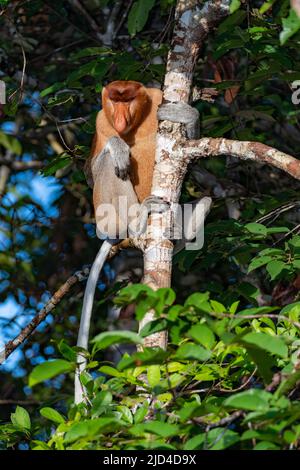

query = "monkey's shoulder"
[[146, 87, 163, 105], [95, 110, 118, 139]]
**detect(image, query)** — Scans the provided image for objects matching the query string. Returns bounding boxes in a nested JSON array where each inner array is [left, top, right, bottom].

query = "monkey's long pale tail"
[[75, 240, 114, 404]]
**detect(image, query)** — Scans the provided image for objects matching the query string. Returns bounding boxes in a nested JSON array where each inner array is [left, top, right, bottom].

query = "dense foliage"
[[0, 0, 300, 450]]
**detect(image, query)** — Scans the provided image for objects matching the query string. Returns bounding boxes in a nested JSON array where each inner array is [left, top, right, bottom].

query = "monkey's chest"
[[129, 139, 156, 203]]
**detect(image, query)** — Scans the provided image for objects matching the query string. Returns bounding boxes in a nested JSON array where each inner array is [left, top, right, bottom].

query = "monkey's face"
[[103, 81, 150, 135]]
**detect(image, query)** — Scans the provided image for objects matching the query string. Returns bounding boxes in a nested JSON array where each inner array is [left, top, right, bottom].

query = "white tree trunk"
[[140, 0, 231, 348]]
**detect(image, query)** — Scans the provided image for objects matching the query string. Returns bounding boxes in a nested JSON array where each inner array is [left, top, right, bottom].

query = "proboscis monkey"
[[75, 81, 202, 404]]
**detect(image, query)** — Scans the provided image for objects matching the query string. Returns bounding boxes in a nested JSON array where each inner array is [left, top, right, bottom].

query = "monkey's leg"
[[173, 197, 212, 254], [92, 137, 140, 239], [129, 196, 170, 237], [157, 102, 200, 139], [76, 138, 137, 404]]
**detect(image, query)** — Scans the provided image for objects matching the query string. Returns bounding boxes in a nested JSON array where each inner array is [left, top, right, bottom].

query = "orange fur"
[[87, 81, 162, 203]]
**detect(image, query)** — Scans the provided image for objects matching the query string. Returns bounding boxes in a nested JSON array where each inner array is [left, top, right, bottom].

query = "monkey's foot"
[[142, 196, 170, 214]]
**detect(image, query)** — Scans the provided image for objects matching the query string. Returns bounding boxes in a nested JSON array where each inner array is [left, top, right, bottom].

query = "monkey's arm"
[[157, 102, 200, 139], [86, 135, 131, 187], [103, 136, 131, 180]]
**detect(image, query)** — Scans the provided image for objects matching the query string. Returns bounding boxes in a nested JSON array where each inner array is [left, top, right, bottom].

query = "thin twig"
[[0, 240, 131, 363], [272, 223, 300, 246], [0, 268, 89, 363], [216, 368, 257, 393], [256, 202, 300, 224], [191, 410, 244, 430], [114, 0, 134, 37], [0, 399, 38, 405]]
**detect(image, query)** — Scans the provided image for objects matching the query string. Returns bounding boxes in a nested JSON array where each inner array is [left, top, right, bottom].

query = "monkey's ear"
[[102, 85, 110, 103]]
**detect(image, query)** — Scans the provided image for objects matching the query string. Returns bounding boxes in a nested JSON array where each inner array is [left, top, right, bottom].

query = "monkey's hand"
[[157, 102, 200, 139], [105, 136, 131, 180]]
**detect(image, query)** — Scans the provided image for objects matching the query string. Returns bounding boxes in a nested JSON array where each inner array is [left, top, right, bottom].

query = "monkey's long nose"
[[114, 113, 127, 134], [113, 105, 129, 134]]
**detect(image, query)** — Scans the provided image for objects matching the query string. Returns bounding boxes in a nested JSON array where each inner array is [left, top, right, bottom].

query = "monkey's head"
[[102, 80, 150, 135]]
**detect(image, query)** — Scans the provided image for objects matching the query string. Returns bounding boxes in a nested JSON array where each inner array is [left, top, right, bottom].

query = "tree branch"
[[0, 268, 89, 363], [0, 159, 44, 171], [67, 0, 101, 37], [183, 137, 300, 180], [0, 165, 10, 199], [0, 240, 131, 363]]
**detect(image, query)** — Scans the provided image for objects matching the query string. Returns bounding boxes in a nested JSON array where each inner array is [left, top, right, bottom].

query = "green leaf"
[[58, 340, 77, 362], [134, 404, 149, 424], [207, 428, 240, 450], [42, 155, 72, 176], [147, 365, 161, 387], [92, 391, 113, 416], [130, 421, 179, 438], [70, 47, 111, 60], [280, 8, 300, 45], [11, 406, 31, 431], [184, 433, 205, 450], [92, 330, 143, 350], [117, 348, 169, 371], [31, 440, 51, 450], [185, 428, 239, 450], [289, 235, 300, 248], [254, 441, 280, 450], [224, 389, 271, 411], [188, 324, 215, 349], [29, 359, 73, 387], [67, 59, 107, 83], [184, 292, 211, 312], [40, 407, 65, 424], [230, 0, 241, 14], [246, 348, 275, 383], [139, 319, 168, 338], [275, 370, 300, 397], [210, 300, 226, 313], [248, 256, 274, 273], [128, 0, 156, 36], [266, 260, 286, 280], [259, 1, 275, 14], [258, 248, 284, 257], [280, 302, 300, 316], [155, 288, 176, 314], [114, 284, 155, 305], [242, 332, 288, 358], [40, 82, 65, 97], [245, 223, 267, 236], [98, 365, 122, 377], [175, 342, 212, 361], [0, 130, 22, 155], [236, 282, 260, 303], [64, 418, 118, 443], [292, 259, 300, 269], [266, 227, 289, 234]]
